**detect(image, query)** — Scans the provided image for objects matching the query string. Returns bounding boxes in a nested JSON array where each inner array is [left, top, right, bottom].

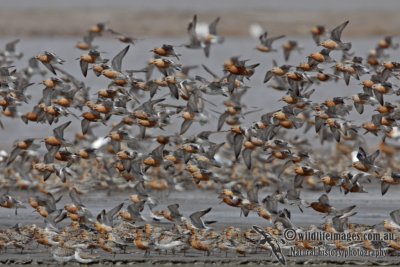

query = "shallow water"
[[0, 183, 397, 233]]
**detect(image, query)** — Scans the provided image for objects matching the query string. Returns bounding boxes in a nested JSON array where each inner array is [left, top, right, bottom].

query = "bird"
[[79, 49, 106, 77], [380, 172, 400, 195], [0, 194, 26, 215], [185, 15, 224, 57], [320, 20, 351, 51], [35, 51, 65, 75], [7, 138, 39, 165], [352, 147, 381, 174], [256, 32, 285, 53], [310, 25, 326, 45], [101, 45, 130, 80], [188, 207, 214, 229], [252, 225, 286, 265], [151, 44, 181, 60], [282, 40, 303, 61], [43, 121, 72, 165]]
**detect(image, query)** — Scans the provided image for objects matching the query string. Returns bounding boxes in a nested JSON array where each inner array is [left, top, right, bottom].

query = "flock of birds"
[[0, 15, 400, 263]]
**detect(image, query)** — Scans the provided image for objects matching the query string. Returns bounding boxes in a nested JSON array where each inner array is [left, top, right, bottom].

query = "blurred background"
[[0, 0, 400, 38]]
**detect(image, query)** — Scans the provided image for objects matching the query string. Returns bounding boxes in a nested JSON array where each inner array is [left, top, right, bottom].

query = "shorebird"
[[351, 147, 381, 174], [151, 44, 181, 60], [187, 207, 214, 230], [282, 40, 303, 61], [35, 51, 65, 75], [256, 32, 285, 53], [185, 15, 224, 57], [309, 194, 357, 218], [0, 194, 26, 215], [320, 20, 351, 51], [7, 138, 39, 165], [381, 172, 400, 195], [383, 209, 400, 232], [79, 49, 106, 77]]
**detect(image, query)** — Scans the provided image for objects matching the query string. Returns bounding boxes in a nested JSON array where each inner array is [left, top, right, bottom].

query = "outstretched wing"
[[189, 207, 212, 229], [331, 20, 349, 42], [252, 225, 286, 265], [168, 203, 182, 218], [69, 187, 84, 207], [53, 120, 72, 140], [390, 209, 400, 225], [112, 45, 130, 72]]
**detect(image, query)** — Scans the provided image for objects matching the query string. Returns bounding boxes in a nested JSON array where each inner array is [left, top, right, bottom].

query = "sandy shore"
[[0, 186, 398, 265], [0, 253, 398, 266], [0, 8, 400, 38]]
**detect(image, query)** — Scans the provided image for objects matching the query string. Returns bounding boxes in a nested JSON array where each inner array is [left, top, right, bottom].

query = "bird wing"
[[330, 20, 349, 42], [189, 207, 212, 229], [53, 120, 72, 140], [112, 45, 130, 72]]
